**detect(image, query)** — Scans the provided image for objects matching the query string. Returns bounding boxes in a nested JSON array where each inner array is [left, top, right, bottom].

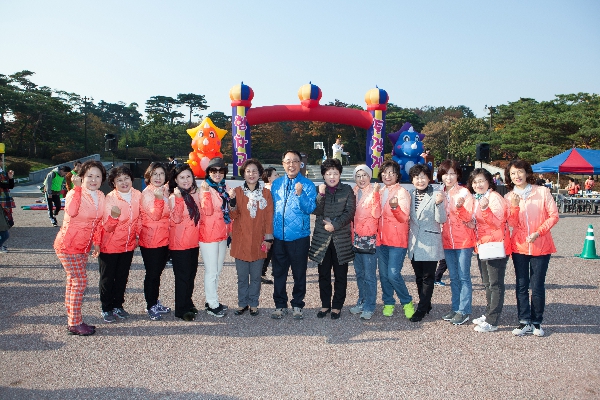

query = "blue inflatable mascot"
[[389, 122, 425, 182]]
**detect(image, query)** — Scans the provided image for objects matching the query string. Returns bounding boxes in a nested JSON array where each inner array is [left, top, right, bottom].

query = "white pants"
[[200, 240, 227, 309]]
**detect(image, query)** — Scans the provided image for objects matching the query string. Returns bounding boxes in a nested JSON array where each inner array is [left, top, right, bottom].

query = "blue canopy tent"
[[532, 148, 600, 188]]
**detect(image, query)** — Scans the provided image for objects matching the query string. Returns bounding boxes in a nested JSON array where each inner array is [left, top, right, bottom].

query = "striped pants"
[[57, 253, 89, 326]]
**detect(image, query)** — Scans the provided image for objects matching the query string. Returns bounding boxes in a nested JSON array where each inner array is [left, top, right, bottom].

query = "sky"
[[2, 0, 599, 120]]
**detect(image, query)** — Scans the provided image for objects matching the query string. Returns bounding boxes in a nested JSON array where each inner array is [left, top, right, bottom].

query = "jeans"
[[444, 248, 474, 315], [353, 252, 378, 313], [477, 255, 508, 326], [512, 253, 551, 324], [235, 258, 263, 308], [272, 236, 310, 309], [318, 241, 348, 310], [377, 245, 412, 306]]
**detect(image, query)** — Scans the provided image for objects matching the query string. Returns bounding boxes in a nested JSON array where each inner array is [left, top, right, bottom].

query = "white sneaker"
[[533, 324, 545, 337], [472, 315, 486, 325], [512, 323, 533, 336], [474, 322, 498, 332], [292, 307, 303, 320]]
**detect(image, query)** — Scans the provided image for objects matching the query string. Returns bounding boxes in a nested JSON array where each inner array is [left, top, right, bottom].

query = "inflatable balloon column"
[[186, 117, 228, 178], [298, 82, 322, 108], [230, 82, 254, 177], [364, 87, 389, 178]]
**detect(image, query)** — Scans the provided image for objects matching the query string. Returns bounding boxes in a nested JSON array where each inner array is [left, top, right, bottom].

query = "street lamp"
[[485, 105, 496, 131]]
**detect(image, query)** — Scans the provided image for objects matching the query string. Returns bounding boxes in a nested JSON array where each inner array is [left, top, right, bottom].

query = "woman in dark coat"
[[309, 158, 356, 319]]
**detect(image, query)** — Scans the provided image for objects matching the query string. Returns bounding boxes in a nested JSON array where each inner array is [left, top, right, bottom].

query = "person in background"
[[584, 176, 594, 194], [0, 168, 15, 253], [168, 156, 179, 171], [65, 161, 82, 191], [377, 160, 415, 319], [200, 157, 231, 318], [139, 162, 172, 321], [438, 159, 476, 326], [44, 165, 72, 227], [535, 174, 545, 186], [505, 160, 559, 337], [407, 164, 446, 322], [229, 159, 274, 316], [260, 166, 280, 284], [54, 160, 107, 336], [270, 150, 317, 320], [349, 165, 381, 320], [468, 168, 510, 333], [332, 137, 344, 163], [434, 260, 448, 286], [566, 178, 580, 195], [97, 166, 142, 323], [309, 158, 356, 320], [493, 172, 504, 186]]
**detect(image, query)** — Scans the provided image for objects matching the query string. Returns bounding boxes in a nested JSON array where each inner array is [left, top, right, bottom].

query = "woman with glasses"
[[309, 158, 356, 319], [139, 162, 172, 321], [377, 160, 415, 319], [437, 160, 476, 326], [504, 160, 559, 337], [467, 168, 510, 333], [200, 158, 231, 318]]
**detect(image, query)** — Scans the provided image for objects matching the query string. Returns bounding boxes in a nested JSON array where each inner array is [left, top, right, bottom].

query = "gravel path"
[[1, 197, 599, 399]]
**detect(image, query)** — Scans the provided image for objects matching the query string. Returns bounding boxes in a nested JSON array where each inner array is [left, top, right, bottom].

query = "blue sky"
[[2, 1, 599, 119]]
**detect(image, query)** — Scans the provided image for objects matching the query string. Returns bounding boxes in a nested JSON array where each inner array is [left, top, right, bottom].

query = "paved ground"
[[1, 197, 599, 399]]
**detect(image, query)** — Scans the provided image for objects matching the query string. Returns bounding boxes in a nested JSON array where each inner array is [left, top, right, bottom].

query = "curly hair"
[[240, 158, 264, 179], [408, 164, 432, 181], [378, 160, 400, 183], [107, 166, 134, 190], [320, 158, 342, 176]]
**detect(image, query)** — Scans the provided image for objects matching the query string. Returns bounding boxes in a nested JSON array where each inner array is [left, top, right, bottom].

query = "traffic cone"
[[577, 225, 600, 259]]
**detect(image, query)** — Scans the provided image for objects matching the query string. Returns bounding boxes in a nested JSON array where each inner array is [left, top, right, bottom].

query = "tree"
[[145, 96, 183, 124], [177, 93, 208, 125]]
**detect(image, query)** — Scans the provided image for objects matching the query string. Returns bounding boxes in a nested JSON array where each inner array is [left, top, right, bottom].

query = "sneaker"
[[472, 315, 487, 325], [165, 260, 173, 267], [292, 307, 303, 320], [206, 304, 226, 317], [512, 323, 534, 336], [360, 311, 373, 320], [155, 300, 171, 314], [434, 280, 446, 287], [442, 311, 456, 321], [112, 307, 130, 319], [532, 324, 545, 337], [147, 304, 162, 321], [451, 312, 470, 325], [205, 302, 228, 311], [101, 311, 116, 323], [403, 302, 415, 319], [349, 303, 364, 315], [271, 308, 288, 319], [474, 322, 498, 332], [52, 221, 59, 227], [382, 305, 395, 317], [0, 246, 7, 254]]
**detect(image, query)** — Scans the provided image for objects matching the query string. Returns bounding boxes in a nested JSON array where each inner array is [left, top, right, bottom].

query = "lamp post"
[[83, 96, 88, 153], [485, 105, 496, 131]]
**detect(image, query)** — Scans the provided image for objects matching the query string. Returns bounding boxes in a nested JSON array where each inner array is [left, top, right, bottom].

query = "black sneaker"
[[205, 302, 228, 311], [206, 304, 226, 318]]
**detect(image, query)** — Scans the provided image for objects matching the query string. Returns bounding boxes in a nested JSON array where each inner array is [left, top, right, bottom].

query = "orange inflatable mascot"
[[186, 117, 228, 178]]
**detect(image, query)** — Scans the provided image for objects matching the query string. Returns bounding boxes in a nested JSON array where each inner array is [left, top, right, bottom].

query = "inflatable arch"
[[229, 82, 389, 177]]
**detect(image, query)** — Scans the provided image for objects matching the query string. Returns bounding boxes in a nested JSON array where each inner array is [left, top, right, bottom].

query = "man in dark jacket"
[[270, 150, 316, 320]]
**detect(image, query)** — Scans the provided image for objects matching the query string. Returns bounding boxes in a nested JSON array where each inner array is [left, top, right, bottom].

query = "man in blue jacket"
[[270, 150, 316, 320]]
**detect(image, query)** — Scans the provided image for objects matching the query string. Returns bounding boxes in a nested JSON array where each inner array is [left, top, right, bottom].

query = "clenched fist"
[[511, 193, 521, 207], [389, 196, 398, 209], [201, 181, 210, 192], [295, 182, 303, 196], [318, 183, 327, 195], [479, 197, 489, 210], [174, 188, 182, 198], [455, 196, 465, 208], [110, 206, 121, 219], [154, 188, 164, 200]]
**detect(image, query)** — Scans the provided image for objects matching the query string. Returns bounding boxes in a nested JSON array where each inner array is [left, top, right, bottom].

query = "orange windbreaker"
[[473, 190, 511, 256], [352, 184, 381, 239], [198, 187, 229, 243], [54, 186, 105, 254], [168, 191, 204, 251], [377, 183, 410, 248], [442, 185, 476, 249], [505, 185, 559, 256], [98, 188, 142, 253], [139, 184, 170, 248]]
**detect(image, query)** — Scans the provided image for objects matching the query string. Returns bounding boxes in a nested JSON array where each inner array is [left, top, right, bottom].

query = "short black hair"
[[467, 168, 497, 193], [107, 166, 134, 189], [58, 166, 72, 173], [378, 160, 400, 183], [79, 161, 107, 183], [321, 158, 342, 176], [144, 162, 167, 185], [282, 150, 302, 162], [408, 164, 432, 180], [262, 167, 277, 183], [169, 164, 197, 193]]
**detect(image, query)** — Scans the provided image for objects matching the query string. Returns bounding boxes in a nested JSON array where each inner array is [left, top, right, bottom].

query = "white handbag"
[[477, 241, 506, 260]]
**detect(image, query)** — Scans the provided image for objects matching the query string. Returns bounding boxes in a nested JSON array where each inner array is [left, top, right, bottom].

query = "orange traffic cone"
[[577, 225, 600, 259]]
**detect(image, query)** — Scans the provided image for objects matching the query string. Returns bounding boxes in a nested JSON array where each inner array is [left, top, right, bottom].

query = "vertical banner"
[[229, 83, 254, 177], [364, 87, 389, 179]]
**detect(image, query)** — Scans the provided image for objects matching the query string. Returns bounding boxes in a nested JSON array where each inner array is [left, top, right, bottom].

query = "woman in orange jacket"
[[468, 168, 511, 333], [504, 160, 559, 337], [200, 158, 231, 318], [54, 160, 107, 336], [229, 159, 274, 316], [97, 166, 142, 323], [168, 164, 208, 321], [438, 159, 476, 326], [139, 162, 172, 321]]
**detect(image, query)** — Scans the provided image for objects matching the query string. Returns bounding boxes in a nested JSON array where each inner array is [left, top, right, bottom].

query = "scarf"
[[206, 176, 230, 224], [243, 182, 267, 218], [179, 186, 200, 226]]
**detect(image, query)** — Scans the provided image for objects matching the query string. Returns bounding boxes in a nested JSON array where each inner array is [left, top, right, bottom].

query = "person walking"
[[229, 159, 274, 317], [44, 165, 71, 227], [309, 158, 356, 320], [505, 160, 559, 337], [270, 150, 317, 320], [54, 160, 107, 336]]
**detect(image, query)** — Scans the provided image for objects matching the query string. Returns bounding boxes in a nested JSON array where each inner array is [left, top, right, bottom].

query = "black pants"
[[272, 237, 310, 309], [140, 245, 170, 310], [98, 251, 134, 312], [411, 259, 437, 313], [47, 193, 61, 221], [435, 258, 447, 282], [171, 247, 199, 318], [262, 246, 273, 276], [318, 241, 348, 310]]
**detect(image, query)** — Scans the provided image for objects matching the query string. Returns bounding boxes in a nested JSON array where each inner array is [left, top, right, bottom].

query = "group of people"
[[54, 153, 559, 340]]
